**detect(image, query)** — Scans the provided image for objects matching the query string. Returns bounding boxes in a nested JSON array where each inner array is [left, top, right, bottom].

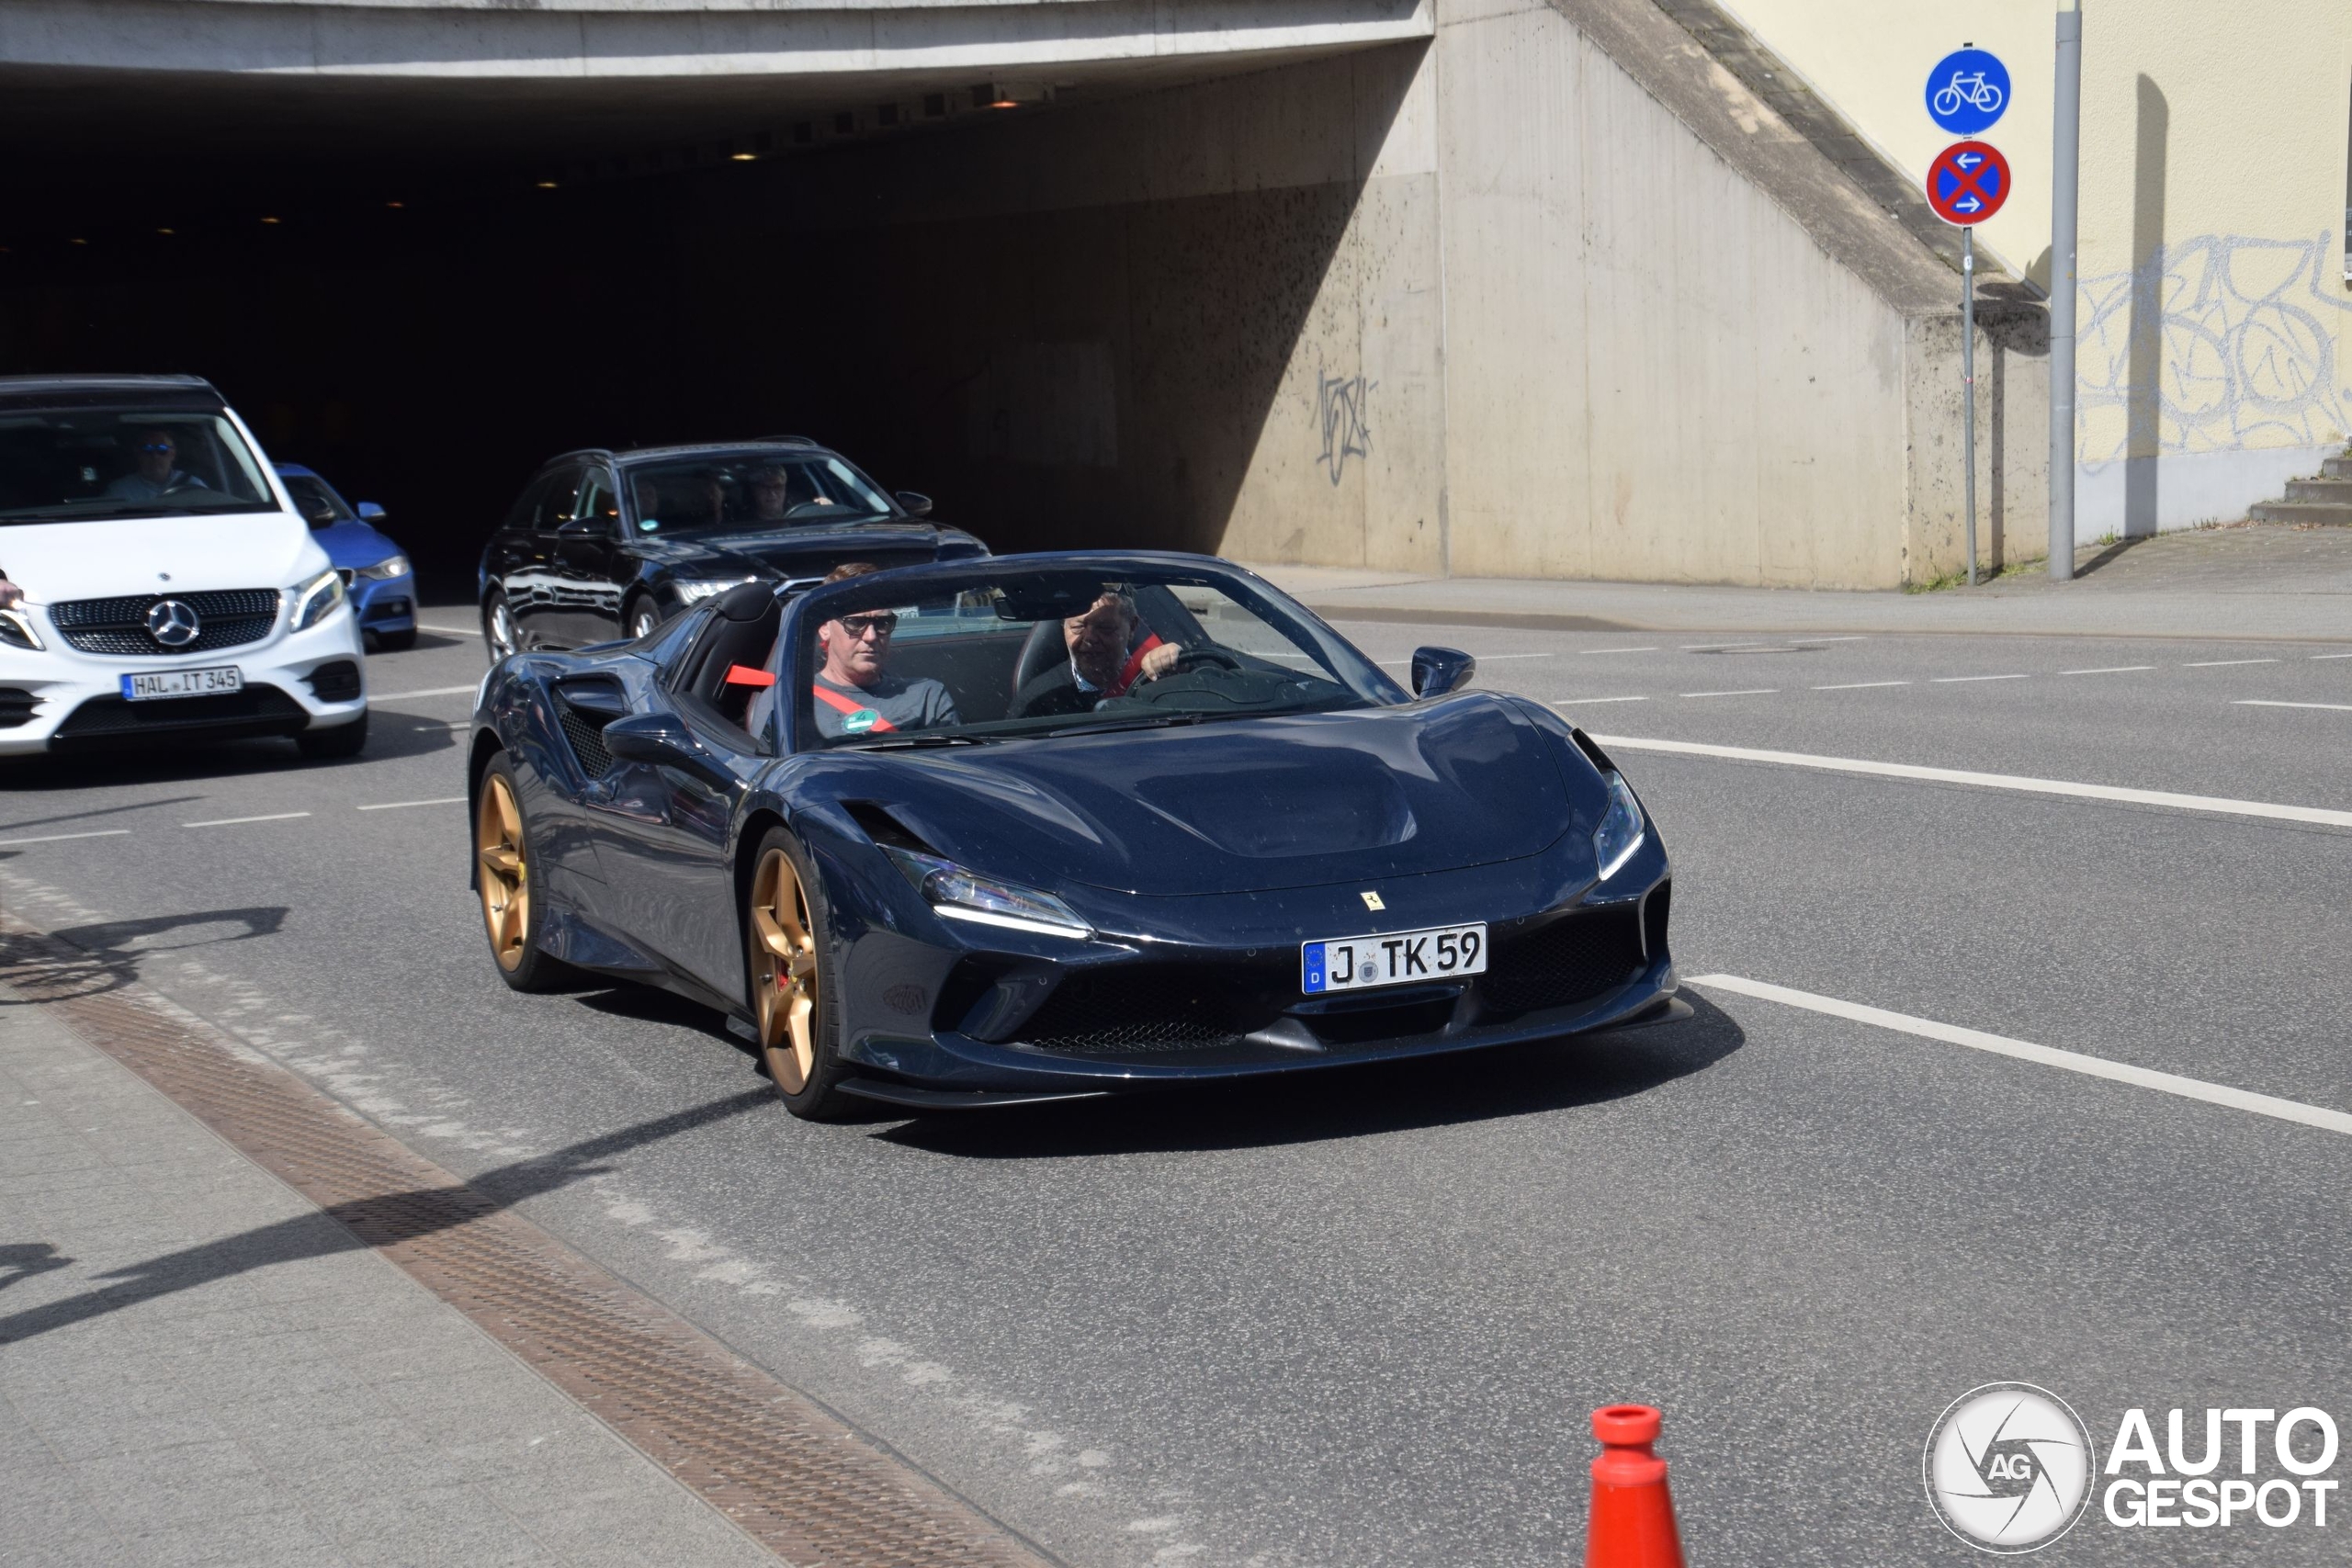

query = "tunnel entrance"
[[0, 34, 1431, 603]]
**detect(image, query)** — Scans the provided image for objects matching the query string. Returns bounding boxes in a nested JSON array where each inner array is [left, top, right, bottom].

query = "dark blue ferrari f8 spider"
[[467, 552, 1679, 1118]]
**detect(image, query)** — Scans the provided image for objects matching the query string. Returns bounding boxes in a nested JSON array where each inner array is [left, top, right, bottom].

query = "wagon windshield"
[[792, 564, 1399, 749]]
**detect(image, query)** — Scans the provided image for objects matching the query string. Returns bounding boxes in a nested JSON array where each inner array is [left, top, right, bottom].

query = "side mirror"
[[356, 502, 387, 523], [555, 515, 606, 537], [1410, 647, 1476, 697], [895, 491, 934, 519], [603, 712, 737, 790]]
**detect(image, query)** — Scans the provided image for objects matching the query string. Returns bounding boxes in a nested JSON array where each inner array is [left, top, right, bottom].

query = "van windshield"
[[0, 410, 282, 523]]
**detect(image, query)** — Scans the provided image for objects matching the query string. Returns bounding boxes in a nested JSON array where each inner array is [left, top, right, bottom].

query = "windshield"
[[0, 409, 280, 523], [280, 472, 354, 527], [626, 454, 897, 533], [791, 564, 1400, 750]]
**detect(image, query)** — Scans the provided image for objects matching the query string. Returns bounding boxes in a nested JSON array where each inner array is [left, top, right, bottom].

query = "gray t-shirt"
[[105, 469, 208, 500], [808, 672, 960, 739]]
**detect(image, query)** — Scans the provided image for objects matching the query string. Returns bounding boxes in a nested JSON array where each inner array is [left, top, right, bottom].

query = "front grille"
[[51, 589, 281, 657], [0, 688, 39, 729], [558, 705, 614, 777], [1479, 906, 1646, 1017], [52, 685, 309, 745], [1017, 966, 1275, 1055]]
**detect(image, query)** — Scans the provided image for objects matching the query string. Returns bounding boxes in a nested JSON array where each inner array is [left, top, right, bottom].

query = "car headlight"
[[674, 577, 754, 605], [288, 568, 345, 632], [883, 847, 1091, 939], [1593, 771, 1646, 882], [0, 609, 43, 651], [353, 554, 410, 582]]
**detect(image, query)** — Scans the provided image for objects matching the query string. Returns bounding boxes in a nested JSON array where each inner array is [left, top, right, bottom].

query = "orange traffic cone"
[[1583, 1404, 1687, 1568]]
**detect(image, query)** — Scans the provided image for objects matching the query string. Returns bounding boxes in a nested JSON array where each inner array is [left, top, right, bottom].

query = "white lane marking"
[[2234, 700, 2352, 712], [1688, 975, 2352, 1138], [183, 812, 311, 829], [1476, 651, 1557, 661], [370, 684, 480, 701], [1554, 695, 1649, 705], [1680, 644, 1779, 653], [356, 796, 469, 811], [414, 623, 477, 636], [2183, 658, 2279, 668], [1808, 635, 1869, 642], [1813, 681, 1910, 691], [1681, 688, 1778, 698], [0, 829, 132, 847], [2312, 652, 2352, 660], [2061, 665, 2154, 675], [1931, 673, 2030, 683], [1591, 734, 2352, 829], [413, 722, 465, 732], [1584, 647, 1660, 655]]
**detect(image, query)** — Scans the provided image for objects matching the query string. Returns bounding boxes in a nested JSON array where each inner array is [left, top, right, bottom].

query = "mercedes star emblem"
[[147, 598, 201, 649]]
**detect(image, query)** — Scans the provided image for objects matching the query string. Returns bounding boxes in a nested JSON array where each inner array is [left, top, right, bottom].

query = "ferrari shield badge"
[[1360, 891, 1385, 910]]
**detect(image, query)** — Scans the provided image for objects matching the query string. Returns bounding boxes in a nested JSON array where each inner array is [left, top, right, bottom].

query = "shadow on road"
[[0, 1089, 771, 1348], [0, 911, 288, 1001], [883, 994, 1745, 1159]]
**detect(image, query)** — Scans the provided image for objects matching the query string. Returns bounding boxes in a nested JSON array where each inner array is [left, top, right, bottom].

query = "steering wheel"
[[783, 501, 844, 520], [1170, 648, 1242, 674]]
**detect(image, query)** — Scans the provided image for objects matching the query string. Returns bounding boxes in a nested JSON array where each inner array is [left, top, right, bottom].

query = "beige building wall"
[[1718, 0, 2352, 539]]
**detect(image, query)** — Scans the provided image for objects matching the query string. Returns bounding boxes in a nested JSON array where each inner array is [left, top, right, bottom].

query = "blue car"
[[275, 464, 418, 651]]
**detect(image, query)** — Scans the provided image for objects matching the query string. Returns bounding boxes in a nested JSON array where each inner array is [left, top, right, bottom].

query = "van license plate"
[[121, 667, 243, 702], [1302, 922, 1487, 995]]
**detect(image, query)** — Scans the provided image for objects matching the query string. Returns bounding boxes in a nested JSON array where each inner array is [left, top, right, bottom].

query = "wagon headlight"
[[884, 847, 1091, 939], [353, 553, 410, 582], [288, 568, 345, 631], [0, 609, 43, 651], [675, 577, 753, 605], [1593, 772, 1645, 882]]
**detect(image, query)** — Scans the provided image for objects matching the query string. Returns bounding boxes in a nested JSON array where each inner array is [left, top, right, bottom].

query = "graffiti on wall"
[[1316, 370, 1374, 485], [2075, 231, 2352, 464]]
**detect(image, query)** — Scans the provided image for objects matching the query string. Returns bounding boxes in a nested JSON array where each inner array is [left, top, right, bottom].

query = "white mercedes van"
[[0, 375, 368, 758]]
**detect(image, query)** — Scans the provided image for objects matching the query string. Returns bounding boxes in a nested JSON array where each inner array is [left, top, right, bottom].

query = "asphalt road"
[[6, 606, 2350, 1566]]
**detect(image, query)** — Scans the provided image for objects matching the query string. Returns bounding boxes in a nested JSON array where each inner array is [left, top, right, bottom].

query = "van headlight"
[[0, 609, 43, 651], [288, 568, 345, 632], [883, 847, 1091, 939], [1593, 772, 1646, 882]]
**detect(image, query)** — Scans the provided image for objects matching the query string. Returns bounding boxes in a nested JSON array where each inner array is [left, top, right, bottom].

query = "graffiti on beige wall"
[[1316, 370, 1374, 485], [2076, 231, 2352, 462]]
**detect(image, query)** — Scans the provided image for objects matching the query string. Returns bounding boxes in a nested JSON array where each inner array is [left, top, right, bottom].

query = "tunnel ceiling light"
[[729, 152, 757, 162], [260, 216, 280, 225], [982, 81, 1046, 108], [535, 180, 559, 189], [69, 238, 87, 246], [155, 228, 175, 236], [385, 200, 404, 209]]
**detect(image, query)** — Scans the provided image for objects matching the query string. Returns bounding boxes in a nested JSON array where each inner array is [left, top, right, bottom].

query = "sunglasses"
[[138, 442, 175, 455], [837, 613, 898, 638]]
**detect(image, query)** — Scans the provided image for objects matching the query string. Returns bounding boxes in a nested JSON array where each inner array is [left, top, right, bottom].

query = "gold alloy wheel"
[[476, 773, 529, 971], [750, 848, 821, 1093]]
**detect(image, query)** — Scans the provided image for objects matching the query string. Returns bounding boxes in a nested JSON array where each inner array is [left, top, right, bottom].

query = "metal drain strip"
[[0, 922, 1057, 1568]]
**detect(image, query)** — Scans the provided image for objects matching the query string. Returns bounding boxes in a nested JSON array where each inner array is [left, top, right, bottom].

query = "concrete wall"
[[1714, 0, 2352, 541]]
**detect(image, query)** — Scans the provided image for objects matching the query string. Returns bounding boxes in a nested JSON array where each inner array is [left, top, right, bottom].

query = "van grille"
[[51, 589, 280, 656]]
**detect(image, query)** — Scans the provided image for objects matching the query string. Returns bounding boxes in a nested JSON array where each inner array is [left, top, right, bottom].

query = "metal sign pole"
[[1962, 226, 1978, 586], [2049, 3, 2082, 580]]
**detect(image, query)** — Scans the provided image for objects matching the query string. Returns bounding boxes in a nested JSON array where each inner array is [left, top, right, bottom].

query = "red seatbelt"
[[810, 682, 897, 731], [1108, 634, 1164, 698], [723, 665, 775, 687]]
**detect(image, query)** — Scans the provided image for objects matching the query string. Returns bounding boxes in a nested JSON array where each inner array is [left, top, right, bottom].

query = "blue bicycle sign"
[[1924, 48, 2010, 136]]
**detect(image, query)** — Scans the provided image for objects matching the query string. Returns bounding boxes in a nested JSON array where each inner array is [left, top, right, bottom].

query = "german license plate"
[[1302, 922, 1487, 995], [120, 666, 243, 702]]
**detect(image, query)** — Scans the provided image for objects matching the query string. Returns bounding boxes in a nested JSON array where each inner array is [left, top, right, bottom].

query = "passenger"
[[1010, 589, 1183, 718], [747, 466, 794, 522], [105, 430, 208, 501], [630, 477, 662, 528], [745, 563, 959, 740], [696, 469, 729, 527]]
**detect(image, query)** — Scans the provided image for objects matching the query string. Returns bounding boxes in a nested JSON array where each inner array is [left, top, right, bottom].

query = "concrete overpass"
[[0, 0, 2043, 592]]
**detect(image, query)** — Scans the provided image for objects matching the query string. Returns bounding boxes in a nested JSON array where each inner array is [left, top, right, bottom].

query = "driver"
[[798, 562, 960, 739], [105, 429, 208, 501], [1010, 589, 1184, 718]]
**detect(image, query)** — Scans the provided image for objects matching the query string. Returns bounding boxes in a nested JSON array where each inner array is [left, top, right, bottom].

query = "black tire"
[[483, 592, 519, 662], [744, 827, 853, 1120], [296, 713, 368, 761], [475, 753, 574, 992], [626, 597, 662, 642], [377, 627, 418, 652]]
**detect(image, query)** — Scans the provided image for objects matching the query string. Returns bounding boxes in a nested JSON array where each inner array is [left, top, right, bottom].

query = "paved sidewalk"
[[0, 997, 776, 1568], [1246, 522, 2352, 642]]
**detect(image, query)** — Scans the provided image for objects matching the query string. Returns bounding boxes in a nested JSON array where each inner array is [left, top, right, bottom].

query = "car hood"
[[639, 521, 984, 579], [2, 512, 328, 604], [872, 694, 1586, 897], [314, 519, 402, 570]]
